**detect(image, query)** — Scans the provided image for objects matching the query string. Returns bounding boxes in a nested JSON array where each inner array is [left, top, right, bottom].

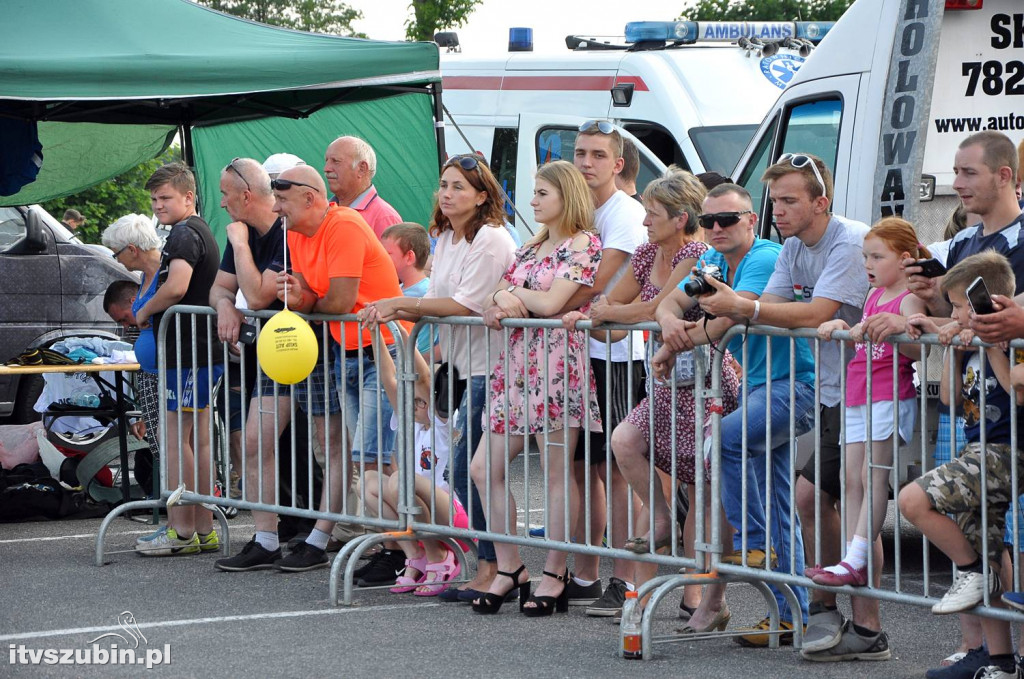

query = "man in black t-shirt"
[[134, 162, 222, 558]]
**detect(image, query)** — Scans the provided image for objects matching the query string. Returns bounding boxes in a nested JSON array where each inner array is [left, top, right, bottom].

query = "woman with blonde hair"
[[469, 160, 604, 616]]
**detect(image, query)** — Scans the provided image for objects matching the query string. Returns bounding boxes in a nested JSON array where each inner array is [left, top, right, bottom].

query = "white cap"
[[262, 153, 306, 178]]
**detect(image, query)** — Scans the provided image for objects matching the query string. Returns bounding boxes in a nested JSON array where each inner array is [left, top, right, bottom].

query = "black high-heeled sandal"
[[471, 564, 531, 614], [522, 569, 569, 617]]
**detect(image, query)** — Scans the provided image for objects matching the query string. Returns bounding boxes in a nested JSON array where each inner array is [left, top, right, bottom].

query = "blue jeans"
[[451, 375, 495, 562], [334, 346, 396, 465], [720, 380, 815, 624]]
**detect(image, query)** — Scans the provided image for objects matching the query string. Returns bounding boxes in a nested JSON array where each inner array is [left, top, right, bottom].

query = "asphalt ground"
[[0, 452, 992, 679]]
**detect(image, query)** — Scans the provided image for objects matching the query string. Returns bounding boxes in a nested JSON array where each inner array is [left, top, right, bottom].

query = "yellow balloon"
[[256, 309, 318, 385]]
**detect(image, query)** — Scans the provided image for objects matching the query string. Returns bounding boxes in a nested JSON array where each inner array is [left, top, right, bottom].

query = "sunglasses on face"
[[111, 244, 130, 260], [579, 120, 615, 134], [698, 211, 752, 229], [777, 152, 828, 198], [226, 157, 251, 192], [271, 178, 320, 193], [444, 154, 482, 172]]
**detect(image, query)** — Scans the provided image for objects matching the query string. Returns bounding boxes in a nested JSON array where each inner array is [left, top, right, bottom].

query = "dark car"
[[0, 205, 137, 422]]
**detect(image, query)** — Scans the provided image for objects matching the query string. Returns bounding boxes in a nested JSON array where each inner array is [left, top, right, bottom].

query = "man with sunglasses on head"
[[324, 136, 402, 241], [560, 120, 648, 616], [211, 158, 339, 572], [654, 182, 818, 650], [691, 154, 874, 659], [228, 164, 403, 573]]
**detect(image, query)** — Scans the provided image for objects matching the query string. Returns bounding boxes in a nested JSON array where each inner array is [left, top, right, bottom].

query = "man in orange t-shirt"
[[272, 165, 404, 570]]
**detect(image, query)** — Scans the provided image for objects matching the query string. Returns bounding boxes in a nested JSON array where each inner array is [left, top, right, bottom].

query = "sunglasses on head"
[[578, 120, 615, 134], [271, 178, 320, 193], [777, 153, 828, 198], [444, 154, 482, 172], [698, 211, 752, 230], [226, 157, 251, 192]]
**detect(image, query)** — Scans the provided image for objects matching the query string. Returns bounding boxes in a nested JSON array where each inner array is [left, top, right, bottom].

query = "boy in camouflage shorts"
[[902, 250, 1023, 678]]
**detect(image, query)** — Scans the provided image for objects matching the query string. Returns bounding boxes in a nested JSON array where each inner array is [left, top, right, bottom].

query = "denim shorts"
[[334, 344, 396, 465], [257, 361, 340, 416]]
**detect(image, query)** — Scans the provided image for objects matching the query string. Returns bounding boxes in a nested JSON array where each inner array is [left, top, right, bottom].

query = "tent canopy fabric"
[[0, 0, 440, 125], [0, 0, 443, 231]]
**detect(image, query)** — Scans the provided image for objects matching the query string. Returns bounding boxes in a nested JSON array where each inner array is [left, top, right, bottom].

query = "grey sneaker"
[[973, 666, 1022, 679], [585, 577, 628, 617], [932, 569, 1001, 614], [565, 576, 602, 606], [800, 620, 891, 662], [802, 602, 846, 653]]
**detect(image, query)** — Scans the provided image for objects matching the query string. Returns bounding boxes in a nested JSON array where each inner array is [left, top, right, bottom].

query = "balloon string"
[[282, 215, 289, 309]]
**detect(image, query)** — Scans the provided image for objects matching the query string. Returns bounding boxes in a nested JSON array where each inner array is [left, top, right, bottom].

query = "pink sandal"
[[811, 561, 867, 587], [414, 549, 462, 597], [390, 555, 428, 593]]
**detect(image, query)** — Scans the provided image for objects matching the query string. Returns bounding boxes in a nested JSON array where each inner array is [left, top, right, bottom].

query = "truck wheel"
[[12, 374, 44, 424]]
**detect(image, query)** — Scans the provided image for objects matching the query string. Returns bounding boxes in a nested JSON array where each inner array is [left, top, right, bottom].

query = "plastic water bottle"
[[621, 590, 642, 660], [71, 394, 101, 408]]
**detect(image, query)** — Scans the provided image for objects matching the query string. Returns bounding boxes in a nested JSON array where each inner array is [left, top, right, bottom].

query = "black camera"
[[683, 264, 727, 297]]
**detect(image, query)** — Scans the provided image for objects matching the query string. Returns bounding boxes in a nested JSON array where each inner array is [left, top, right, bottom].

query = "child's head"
[[145, 162, 197, 226], [941, 250, 1015, 327], [862, 217, 929, 289], [380, 222, 430, 283]]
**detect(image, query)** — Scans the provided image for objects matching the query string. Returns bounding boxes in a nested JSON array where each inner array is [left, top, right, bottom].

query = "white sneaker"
[[932, 570, 1001, 614], [135, 525, 168, 545], [972, 665, 1021, 678], [135, 527, 200, 556]]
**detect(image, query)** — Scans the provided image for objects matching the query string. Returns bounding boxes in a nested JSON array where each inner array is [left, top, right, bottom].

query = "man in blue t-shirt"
[[654, 183, 817, 638]]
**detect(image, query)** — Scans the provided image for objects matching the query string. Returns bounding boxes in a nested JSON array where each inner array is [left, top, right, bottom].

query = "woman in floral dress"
[[469, 160, 603, 616]]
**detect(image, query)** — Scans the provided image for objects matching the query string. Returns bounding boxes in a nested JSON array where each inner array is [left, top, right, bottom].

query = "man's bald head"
[[272, 166, 329, 233]]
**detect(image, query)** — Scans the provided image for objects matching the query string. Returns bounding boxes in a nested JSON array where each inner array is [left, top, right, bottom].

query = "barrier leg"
[[95, 499, 164, 566]]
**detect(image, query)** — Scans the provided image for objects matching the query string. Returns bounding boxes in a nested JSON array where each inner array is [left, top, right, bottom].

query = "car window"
[[490, 127, 519, 220], [0, 207, 26, 251]]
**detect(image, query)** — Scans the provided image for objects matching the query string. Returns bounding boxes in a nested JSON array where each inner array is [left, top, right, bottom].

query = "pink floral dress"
[[487, 232, 604, 436], [622, 241, 740, 483]]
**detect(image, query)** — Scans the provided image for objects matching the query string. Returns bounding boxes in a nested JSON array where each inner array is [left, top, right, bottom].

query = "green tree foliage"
[[679, 0, 854, 21], [195, 0, 365, 37], [42, 148, 181, 245], [405, 0, 482, 42]]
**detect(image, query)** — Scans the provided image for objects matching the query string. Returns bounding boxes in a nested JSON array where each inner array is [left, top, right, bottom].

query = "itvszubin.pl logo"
[[9, 612, 171, 669]]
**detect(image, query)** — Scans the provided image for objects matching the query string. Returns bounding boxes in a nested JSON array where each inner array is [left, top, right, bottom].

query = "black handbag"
[[433, 362, 467, 420]]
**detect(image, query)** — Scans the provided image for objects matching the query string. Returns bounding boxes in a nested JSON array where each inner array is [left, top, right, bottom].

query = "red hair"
[[865, 217, 931, 260]]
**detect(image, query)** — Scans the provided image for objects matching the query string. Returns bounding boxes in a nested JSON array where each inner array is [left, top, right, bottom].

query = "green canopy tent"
[[0, 0, 444, 238]]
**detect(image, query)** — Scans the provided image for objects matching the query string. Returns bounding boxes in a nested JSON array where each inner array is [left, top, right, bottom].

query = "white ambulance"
[[439, 20, 833, 236], [730, 0, 1021, 246]]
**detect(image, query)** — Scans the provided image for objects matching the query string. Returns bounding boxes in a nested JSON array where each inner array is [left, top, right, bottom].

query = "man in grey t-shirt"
[[696, 154, 873, 657]]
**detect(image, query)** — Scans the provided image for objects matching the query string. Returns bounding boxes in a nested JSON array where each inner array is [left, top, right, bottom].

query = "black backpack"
[[0, 461, 80, 521]]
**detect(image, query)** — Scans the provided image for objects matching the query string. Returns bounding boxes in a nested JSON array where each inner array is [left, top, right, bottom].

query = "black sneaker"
[[357, 548, 407, 587], [274, 542, 329, 572], [215, 537, 282, 572], [565, 575, 602, 606], [585, 577, 629, 617], [352, 548, 389, 580], [800, 620, 891, 662]]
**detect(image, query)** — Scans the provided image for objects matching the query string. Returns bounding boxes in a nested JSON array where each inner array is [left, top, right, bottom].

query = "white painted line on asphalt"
[[0, 524, 257, 544], [0, 603, 440, 642]]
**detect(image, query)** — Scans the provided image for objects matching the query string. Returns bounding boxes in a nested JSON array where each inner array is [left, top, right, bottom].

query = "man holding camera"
[[689, 156, 872, 657], [654, 181, 819, 645]]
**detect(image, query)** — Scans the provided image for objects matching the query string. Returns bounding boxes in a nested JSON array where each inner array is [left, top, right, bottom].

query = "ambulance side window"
[[736, 116, 778, 225], [536, 127, 576, 165], [490, 128, 519, 219]]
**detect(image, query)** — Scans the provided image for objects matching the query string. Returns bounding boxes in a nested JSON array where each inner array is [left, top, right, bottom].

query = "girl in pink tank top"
[[812, 218, 929, 587]]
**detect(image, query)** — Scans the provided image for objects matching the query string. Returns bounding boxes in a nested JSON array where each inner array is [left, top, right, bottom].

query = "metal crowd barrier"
[[95, 306, 1024, 662]]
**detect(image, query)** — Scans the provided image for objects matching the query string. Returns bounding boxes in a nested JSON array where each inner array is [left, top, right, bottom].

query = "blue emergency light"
[[624, 21, 698, 44], [509, 27, 533, 52]]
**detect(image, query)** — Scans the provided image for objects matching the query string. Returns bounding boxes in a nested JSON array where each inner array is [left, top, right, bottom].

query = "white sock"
[[306, 528, 330, 550], [573, 575, 597, 587], [824, 534, 869, 574], [255, 531, 279, 551]]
